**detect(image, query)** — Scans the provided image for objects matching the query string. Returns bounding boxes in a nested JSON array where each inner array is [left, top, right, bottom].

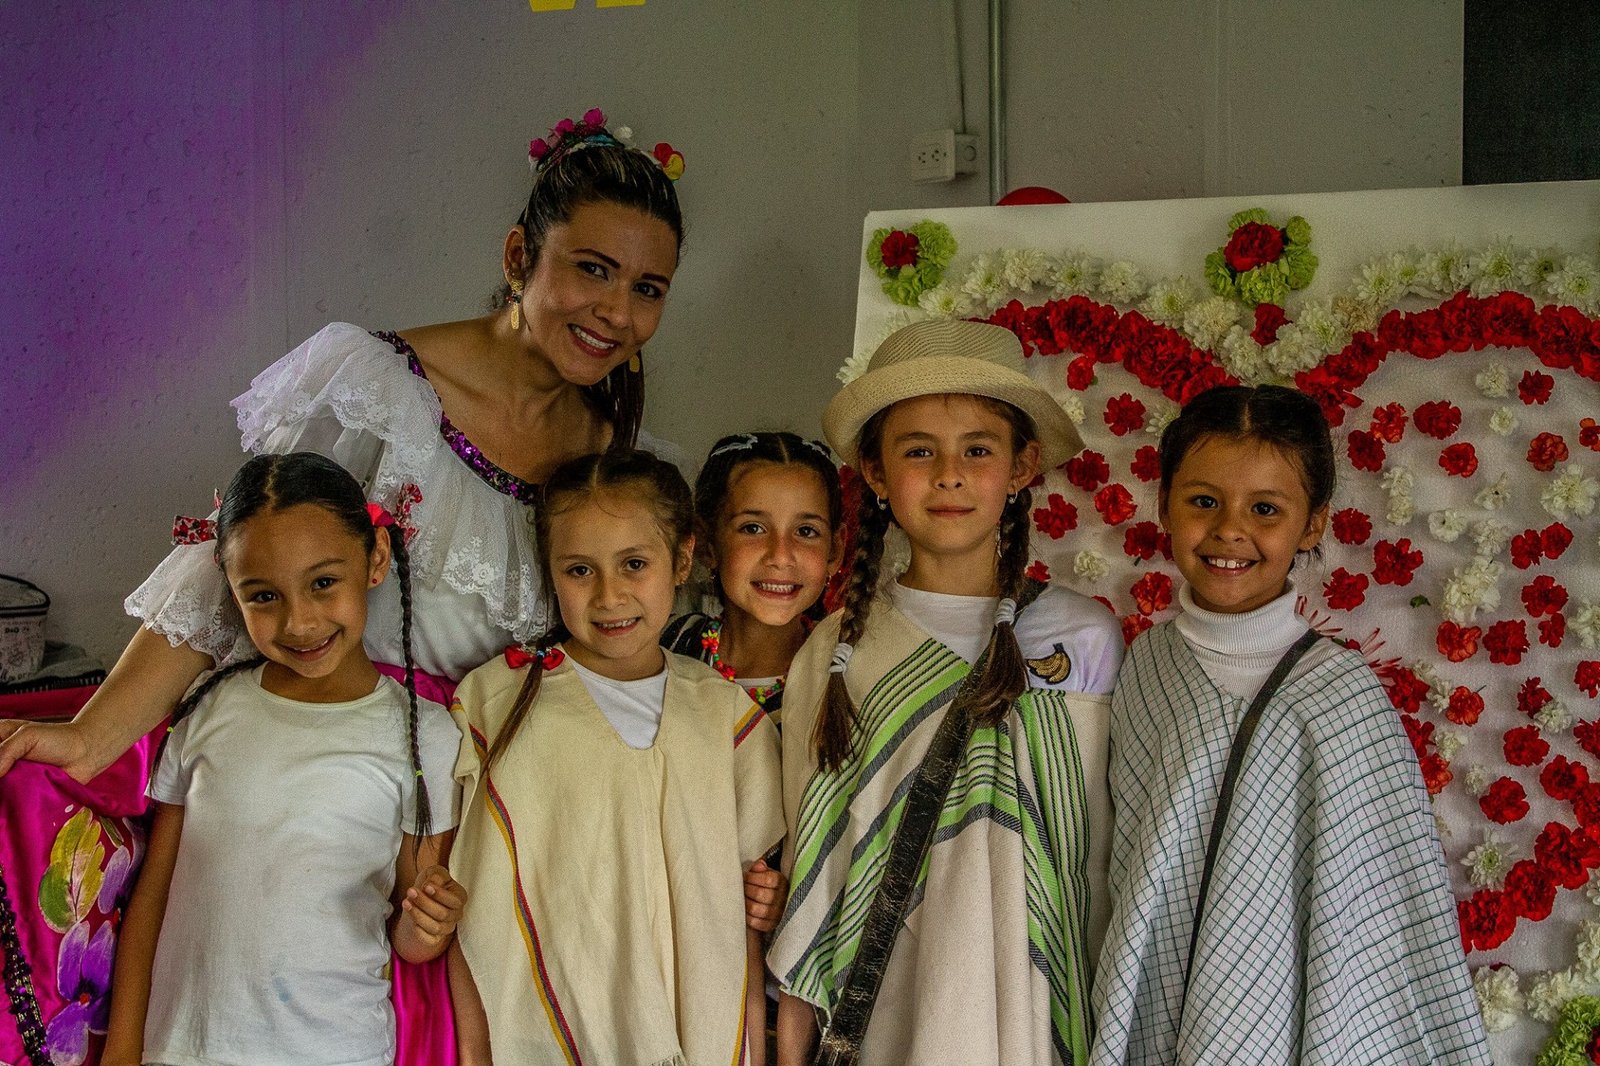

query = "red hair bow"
[[503, 644, 565, 671], [172, 515, 217, 545]]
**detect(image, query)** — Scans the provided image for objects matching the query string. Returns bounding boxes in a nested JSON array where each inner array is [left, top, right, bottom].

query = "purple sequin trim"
[[372, 331, 540, 506]]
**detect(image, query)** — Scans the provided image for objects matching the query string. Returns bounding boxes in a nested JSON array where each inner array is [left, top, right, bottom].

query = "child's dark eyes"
[[1252, 502, 1280, 517], [736, 521, 766, 536], [965, 445, 992, 458], [246, 590, 277, 605], [623, 557, 649, 572], [312, 576, 338, 591], [1188, 494, 1218, 509], [796, 524, 824, 539], [565, 564, 593, 579]]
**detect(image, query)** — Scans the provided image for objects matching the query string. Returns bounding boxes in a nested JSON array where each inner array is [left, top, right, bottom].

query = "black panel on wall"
[[1463, 0, 1600, 184]]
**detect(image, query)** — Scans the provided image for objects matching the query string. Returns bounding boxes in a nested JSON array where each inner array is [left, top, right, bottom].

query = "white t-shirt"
[[889, 580, 1124, 694], [144, 667, 462, 1066], [570, 656, 669, 749]]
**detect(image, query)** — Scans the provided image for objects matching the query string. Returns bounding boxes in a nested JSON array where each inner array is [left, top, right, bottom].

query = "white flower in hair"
[[1472, 965, 1523, 1034], [1072, 550, 1109, 581], [1474, 472, 1511, 511], [1001, 248, 1053, 293], [1180, 295, 1241, 351], [1463, 829, 1518, 889], [1051, 252, 1099, 298], [1474, 362, 1510, 398], [1535, 697, 1573, 734], [1098, 260, 1147, 304], [1139, 276, 1200, 326], [1572, 602, 1600, 648], [1427, 509, 1467, 543], [614, 126, 634, 144], [837, 348, 873, 386], [1487, 407, 1518, 436], [1541, 464, 1598, 519], [1143, 400, 1178, 436]]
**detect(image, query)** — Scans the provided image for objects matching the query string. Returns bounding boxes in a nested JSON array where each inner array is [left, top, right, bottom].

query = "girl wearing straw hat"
[[769, 319, 1123, 1065]]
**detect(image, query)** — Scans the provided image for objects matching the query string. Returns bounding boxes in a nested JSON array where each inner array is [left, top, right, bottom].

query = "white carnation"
[[1471, 519, 1510, 558], [1051, 253, 1099, 298], [1577, 920, 1600, 981], [1535, 697, 1574, 734], [1073, 550, 1109, 581], [1541, 463, 1598, 519], [1572, 602, 1600, 648], [1487, 407, 1518, 436], [1590, 871, 1600, 908], [837, 349, 873, 385], [1001, 248, 1053, 293], [1382, 464, 1416, 525], [1140, 276, 1200, 326], [1412, 661, 1449, 710], [1474, 473, 1511, 511], [1472, 965, 1523, 1033], [1263, 324, 1323, 379], [1332, 293, 1380, 334], [1439, 556, 1504, 624], [1462, 764, 1493, 797], [1181, 295, 1242, 351], [1386, 495, 1415, 526], [1217, 327, 1270, 384], [1098, 260, 1148, 304], [1474, 362, 1510, 398], [1294, 299, 1352, 354], [1526, 970, 1582, 1023], [1435, 729, 1467, 761], [1427, 509, 1467, 543], [1058, 392, 1086, 426]]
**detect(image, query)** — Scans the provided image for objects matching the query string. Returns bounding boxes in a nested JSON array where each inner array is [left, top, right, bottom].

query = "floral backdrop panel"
[[847, 181, 1600, 1066]]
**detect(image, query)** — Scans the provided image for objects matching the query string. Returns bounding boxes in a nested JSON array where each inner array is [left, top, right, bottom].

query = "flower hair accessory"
[[528, 107, 685, 181], [366, 503, 397, 529], [172, 515, 217, 546]]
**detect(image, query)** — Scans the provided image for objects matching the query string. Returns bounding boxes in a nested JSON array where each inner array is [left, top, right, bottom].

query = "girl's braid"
[[813, 488, 892, 772], [485, 624, 568, 772], [968, 488, 1034, 727], [153, 655, 268, 770], [390, 527, 431, 841]]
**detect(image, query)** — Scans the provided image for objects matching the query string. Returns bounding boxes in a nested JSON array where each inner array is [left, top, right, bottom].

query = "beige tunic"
[[451, 650, 784, 1066]]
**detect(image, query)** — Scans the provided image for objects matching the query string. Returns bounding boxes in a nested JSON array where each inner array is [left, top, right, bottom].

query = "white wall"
[[2, 0, 1462, 665]]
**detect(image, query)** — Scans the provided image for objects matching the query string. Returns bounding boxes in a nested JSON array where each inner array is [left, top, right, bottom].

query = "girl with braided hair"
[[102, 452, 464, 1066], [768, 320, 1123, 1066]]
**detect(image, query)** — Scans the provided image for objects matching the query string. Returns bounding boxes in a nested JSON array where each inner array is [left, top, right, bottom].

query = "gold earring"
[[508, 284, 523, 330], [628, 351, 642, 373]]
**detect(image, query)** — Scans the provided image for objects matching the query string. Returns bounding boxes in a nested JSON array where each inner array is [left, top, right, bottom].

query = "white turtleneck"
[[1172, 584, 1341, 702]]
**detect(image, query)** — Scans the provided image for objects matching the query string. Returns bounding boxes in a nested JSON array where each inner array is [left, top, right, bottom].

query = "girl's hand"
[[0, 719, 92, 779], [398, 864, 467, 959], [743, 858, 788, 933]]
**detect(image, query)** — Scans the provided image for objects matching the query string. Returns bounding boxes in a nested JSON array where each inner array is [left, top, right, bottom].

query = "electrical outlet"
[[909, 130, 979, 184]]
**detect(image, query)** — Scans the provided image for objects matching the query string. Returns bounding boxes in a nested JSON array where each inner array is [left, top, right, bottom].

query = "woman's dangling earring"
[[508, 283, 523, 330], [1007, 491, 1018, 505], [876, 495, 888, 511], [628, 351, 642, 373]]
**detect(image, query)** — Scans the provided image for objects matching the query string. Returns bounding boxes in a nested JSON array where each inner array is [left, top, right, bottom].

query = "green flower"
[[1208, 208, 1317, 306], [1538, 995, 1600, 1066], [867, 220, 958, 307]]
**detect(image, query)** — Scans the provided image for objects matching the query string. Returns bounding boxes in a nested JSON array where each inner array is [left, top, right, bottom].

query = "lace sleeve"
[[123, 540, 256, 665]]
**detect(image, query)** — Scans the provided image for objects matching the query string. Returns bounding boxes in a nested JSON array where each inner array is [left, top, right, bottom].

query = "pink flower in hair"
[[553, 117, 575, 136], [583, 107, 606, 127], [529, 138, 550, 161]]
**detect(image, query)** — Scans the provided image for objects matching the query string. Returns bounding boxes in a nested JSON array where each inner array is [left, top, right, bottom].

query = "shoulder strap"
[[814, 582, 1044, 1065], [1180, 626, 1323, 994]]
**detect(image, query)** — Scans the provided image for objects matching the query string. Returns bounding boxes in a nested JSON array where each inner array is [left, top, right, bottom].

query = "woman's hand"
[[743, 857, 788, 933]]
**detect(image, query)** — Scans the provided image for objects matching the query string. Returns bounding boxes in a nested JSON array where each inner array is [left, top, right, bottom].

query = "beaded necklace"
[[698, 619, 785, 710], [0, 859, 47, 1062]]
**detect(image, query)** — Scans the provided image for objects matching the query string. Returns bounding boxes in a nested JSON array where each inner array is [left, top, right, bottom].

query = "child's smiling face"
[[1160, 434, 1328, 614], [547, 489, 692, 680], [710, 462, 841, 630]]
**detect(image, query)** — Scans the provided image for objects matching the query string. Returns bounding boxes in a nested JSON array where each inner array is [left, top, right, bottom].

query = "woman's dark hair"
[[496, 140, 685, 451], [163, 452, 433, 838], [485, 448, 694, 770], [694, 432, 844, 619], [1157, 384, 1337, 525], [813, 396, 1038, 772]]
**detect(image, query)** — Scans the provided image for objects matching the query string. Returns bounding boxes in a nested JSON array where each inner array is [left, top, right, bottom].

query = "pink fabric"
[[374, 661, 460, 1066], [0, 723, 157, 1066]]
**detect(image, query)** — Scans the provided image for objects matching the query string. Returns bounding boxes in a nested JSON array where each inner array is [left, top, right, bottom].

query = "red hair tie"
[[366, 503, 397, 529]]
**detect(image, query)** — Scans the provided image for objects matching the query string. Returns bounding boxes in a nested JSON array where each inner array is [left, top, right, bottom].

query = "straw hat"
[[823, 319, 1085, 468]]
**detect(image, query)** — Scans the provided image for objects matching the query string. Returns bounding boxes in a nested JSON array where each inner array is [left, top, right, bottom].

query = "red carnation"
[[1413, 400, 1463, 439], [1576, 783, 1600, 830], [1504, 858, 1555, 920], [1580, 417, 1600, 451], [1324, 568, 1369, 610], [1485, 619, 1530, 665], [1130, 445, 1161, 483], [1541, 522, 1573, 560], [1104, 393, 1146, 436], [1436, 620, 1481, 663], [1094, 484, 1138, 526], [1527, 432, 1569, 472], [1130, 571, 1174, 616], [1503, 725, 1549, 767], [1539, 614, 1567, 647], [1518, 369, 1554, 405], [1542, 756, 1591, 803], [1510, 530, 1543, 570], [1025, 560, 1051, 584], [1064, 450, 1111, 492], [1251, 302, 1287, 345], [1384, 666, 1430, 713], [1521, 574, 1569, 617], [1223, 221, 1286, 273], [1517, 677, 1553, 716], [1032, 493, 1079, 540], [1372, 538, 1423, 586], [1331, 508, 1372, 546], [1121, 613, 1153, 645], [1346, 430, 1386, 472], [1065, 355, 1096, 391], [1459, 891, 1517, 952], [1370, 403, 1407, 443], [1578, 660, 1600, 699], [1480, 777, 1530, 824], [1123, 521, 1167, 562], [1444, 686, 1485, 725], [879, 229, 920, 269], [1576, 719, 1600, 761], [1439, 442, 1478, 477], [1534, 822, 1600, 890]]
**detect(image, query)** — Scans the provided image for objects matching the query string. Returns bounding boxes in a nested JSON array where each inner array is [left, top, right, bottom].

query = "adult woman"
[[0, 110, 703, 1064]]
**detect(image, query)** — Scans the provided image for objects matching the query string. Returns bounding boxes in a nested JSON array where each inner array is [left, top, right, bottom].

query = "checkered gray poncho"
[[1090, 623, 1492, 1066]]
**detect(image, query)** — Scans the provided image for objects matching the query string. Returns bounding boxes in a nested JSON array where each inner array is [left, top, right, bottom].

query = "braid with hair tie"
[[153, 655, 269, 771], [485, 624, 569, 771], [813, 484, 893, 772], [388, 525, 432, 842], [966, 487, 1035, 727]]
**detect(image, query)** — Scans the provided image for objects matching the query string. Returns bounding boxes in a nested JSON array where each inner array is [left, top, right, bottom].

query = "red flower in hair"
[[1251, 303, 1287, 345], [1064, 450, 1111, 491], [1444, 686, 1485, 725], [1484, 619, 1530, 665], [1580, 417, 1600, 451], [1510, 530, 1543, 570], [1436, 620, 1481, 663], [1331, 508, 1372, 546], [1370, 403, 1408, 443], [1104, 393, 1146, 436], [1517, 678, 1553, 716], [1122, 521, 1168, 562], [1025, 560, 1051, 583], [1503, 725, 1549, 767], [1521, 575, 1568, 617], [1130, 445, 1161, 483], [1094, 484, 1138, 526], [1065, 355, 1096, 391], [1541, 522, 1574, 560], [1121, 613, 1154, 645], [1372, 538, 1423, 586], [1527, 432, 1569, 472], [1413, 400, 1462, 439], [1577, 660, 1600, 699], [1539, 614, 1566, 647], [1323, 568, 1369, 610], [1223, 221, 1286, 272], [879, 230, 921, 269], [1480, 777, 1530, 824], [1130, 571, 1174, 616], [1439, 442, 1478, 477], [1032, 493, 1079, 540], [1518, 370, 1554, 405], [1542, 756, 1591, 803], [1346, 430, 1386, 472]]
